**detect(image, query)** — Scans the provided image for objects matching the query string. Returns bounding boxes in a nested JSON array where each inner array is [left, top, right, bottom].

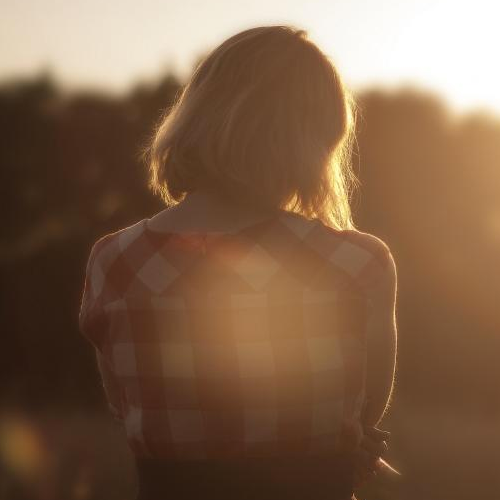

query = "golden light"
[[310, 0, 500, 114], [2, 0, 500, 114], [0, 412, 49, 480]]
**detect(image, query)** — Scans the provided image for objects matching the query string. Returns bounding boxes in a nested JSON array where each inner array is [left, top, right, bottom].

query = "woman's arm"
[[361, 248, 398, 428], [95, 349, 125, 424]]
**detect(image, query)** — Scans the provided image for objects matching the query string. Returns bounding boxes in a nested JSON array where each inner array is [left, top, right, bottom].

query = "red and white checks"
[[79, 211, 392, 459]]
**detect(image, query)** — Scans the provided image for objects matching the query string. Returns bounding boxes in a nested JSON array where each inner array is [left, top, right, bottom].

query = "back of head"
[[143, 25, 358, 230]]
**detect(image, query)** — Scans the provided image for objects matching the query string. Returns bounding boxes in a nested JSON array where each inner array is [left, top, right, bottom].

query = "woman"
[[79, 25, 398, 500]]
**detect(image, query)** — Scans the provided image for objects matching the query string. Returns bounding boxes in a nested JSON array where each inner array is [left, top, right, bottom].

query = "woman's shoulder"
[[88, 219, 148, 263], [339, 228, 392, 264], [313, 223, 395, 292], [314, 222, 392, 264]]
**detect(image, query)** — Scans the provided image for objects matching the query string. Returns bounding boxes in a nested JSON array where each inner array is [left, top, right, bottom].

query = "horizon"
[[2, 65, 499, 123], [1, 0, 500, 116]]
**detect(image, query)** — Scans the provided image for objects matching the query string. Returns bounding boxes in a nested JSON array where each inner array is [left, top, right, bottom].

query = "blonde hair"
[[142, 25, 359, 230]]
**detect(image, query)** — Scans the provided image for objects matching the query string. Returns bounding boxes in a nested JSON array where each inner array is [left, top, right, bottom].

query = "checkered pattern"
[[79, 212, 392, 459]]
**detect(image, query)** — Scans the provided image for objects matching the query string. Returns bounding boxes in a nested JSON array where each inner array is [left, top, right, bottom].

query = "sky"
[[1, 0, 499, 114]]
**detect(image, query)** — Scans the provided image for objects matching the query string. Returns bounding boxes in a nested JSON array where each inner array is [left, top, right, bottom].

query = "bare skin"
[[147, 187, 279, 235]]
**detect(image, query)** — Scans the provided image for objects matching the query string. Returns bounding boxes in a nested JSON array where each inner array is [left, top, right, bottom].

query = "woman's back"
[[79, 199, 392, 462]]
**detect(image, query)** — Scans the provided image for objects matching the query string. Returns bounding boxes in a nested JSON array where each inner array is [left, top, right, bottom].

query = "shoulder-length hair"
[[142, 25, 359, 230]]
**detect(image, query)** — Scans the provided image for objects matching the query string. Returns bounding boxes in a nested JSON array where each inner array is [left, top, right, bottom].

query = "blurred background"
[[1, 0, 499, 499]]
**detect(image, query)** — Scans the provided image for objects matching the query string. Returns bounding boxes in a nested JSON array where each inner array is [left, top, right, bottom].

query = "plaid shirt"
[[79, 211, 392, 459]]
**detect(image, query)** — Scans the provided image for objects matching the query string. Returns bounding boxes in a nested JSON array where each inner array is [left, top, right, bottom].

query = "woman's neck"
[[148, 187, 278, 233]]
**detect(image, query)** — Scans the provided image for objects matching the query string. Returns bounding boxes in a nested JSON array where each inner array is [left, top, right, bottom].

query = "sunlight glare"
[[312, 0, 500, 113]]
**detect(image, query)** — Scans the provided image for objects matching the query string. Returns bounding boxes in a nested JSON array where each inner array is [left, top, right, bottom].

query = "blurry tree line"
[[1, 68, 499, 424]]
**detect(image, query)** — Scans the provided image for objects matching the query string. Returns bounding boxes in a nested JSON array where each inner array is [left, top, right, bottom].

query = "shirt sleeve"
[[95, 349, 125, 423], [78, 237, 109, 352], [343, 229, 395, 295], [79, 237, 126, 422]]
